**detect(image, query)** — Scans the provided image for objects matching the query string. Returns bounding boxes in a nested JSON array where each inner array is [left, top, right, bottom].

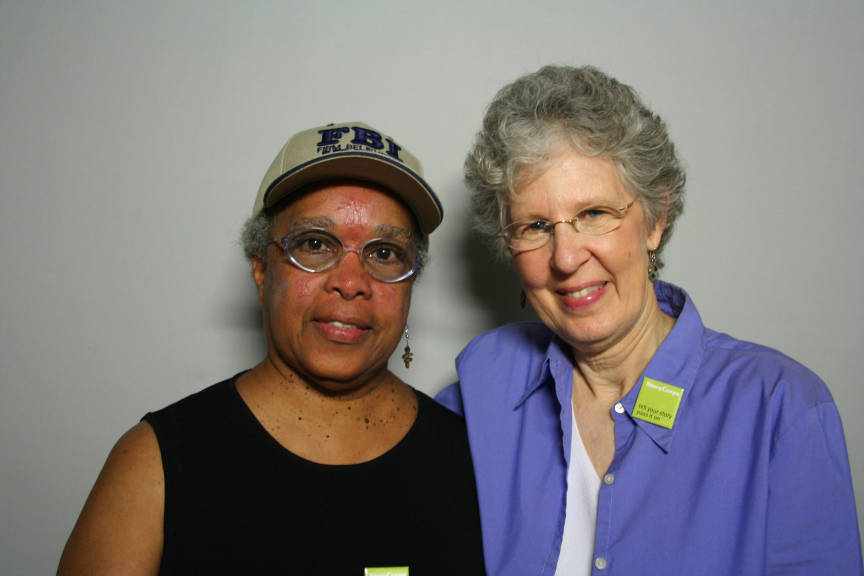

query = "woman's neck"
[[572, 297, 675, 404], [236, 358, 418, 464]]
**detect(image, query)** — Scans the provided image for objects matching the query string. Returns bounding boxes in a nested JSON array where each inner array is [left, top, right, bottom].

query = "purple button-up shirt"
[[437, 282, 862, 575]]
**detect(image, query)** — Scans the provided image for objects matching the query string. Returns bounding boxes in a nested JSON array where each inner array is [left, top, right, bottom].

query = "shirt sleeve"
[[435, 382, 464, 415], [766, 401, 863, 575]]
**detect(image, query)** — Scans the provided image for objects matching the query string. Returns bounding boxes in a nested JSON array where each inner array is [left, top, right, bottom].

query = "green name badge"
[[632, 378, 684, 429], [365, 567, 409, 576]]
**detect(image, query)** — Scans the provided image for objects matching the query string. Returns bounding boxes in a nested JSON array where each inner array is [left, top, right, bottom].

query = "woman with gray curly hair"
[[438, 65, 861, 575]]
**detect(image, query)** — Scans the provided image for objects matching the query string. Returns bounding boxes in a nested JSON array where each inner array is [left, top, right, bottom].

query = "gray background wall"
[[2, 1, 862, 573]]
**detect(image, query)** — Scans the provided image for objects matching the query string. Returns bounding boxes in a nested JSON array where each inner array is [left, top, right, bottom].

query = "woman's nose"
[[324, 250, 373, 299], [549, 222, 590, 274]]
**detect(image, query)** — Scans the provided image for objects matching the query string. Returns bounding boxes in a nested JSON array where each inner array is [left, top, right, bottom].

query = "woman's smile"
[[314, 315, 372, 344], [557, 281, 609, 309]]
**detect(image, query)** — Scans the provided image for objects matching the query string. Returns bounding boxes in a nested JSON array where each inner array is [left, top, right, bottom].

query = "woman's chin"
[[551, 316, 626, 355]]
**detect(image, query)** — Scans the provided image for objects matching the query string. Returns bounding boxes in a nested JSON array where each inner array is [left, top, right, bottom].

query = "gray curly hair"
[[465, 65, 685, 270], [240, 201, 430, 278]]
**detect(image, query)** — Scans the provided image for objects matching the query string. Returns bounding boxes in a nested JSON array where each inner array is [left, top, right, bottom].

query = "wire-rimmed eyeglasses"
[[498, 200, 635, 252], [270, 227, 418, 283]]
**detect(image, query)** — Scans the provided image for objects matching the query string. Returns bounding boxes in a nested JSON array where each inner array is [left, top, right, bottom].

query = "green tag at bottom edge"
[[364, 567, 409, 576]]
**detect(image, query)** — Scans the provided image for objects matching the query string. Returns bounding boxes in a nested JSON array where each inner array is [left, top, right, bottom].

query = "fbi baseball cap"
[[253, 121, 443, 234]]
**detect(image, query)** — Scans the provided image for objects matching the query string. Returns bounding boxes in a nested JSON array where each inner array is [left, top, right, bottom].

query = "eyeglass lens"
[[279, 228, 416, 282], [503, 202, 632, 250]]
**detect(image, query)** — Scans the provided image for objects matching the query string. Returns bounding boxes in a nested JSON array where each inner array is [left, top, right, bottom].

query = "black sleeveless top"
[[143, 375, 486, 575]]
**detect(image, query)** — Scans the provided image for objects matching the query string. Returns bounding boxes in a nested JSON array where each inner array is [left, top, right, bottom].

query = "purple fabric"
[[437, 281, 862, 576]]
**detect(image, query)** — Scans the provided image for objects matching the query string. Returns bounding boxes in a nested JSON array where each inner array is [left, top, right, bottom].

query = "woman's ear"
[[252, 256, 267, 308], [647, 196, 669, 251]]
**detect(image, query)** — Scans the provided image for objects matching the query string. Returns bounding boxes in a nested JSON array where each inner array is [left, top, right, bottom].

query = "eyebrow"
[[374, 224, 414, 242], [283, 218, 413, 241], [510, 196, 631, 220], [285, 217, 335, 231]]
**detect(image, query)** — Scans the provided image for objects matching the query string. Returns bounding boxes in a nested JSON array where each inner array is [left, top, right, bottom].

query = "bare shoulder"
[[57, 421, 164, 576]]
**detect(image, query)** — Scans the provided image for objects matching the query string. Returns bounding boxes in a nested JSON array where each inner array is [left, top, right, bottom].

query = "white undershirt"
[[554, 411, 602, 576]]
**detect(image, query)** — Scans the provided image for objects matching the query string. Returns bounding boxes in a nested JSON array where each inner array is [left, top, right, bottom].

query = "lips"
[[557, 281, 608, 309], [562, 282, 607, 299], [315, 312, 371, 329], [326, 320, 364, 330], [314, 315, 372, 343]]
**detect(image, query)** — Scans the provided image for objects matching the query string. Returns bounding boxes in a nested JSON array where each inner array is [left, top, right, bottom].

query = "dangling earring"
[[401, 327, 413, 369], [520, 290, 527, 309], [648, 250, 659, 281]]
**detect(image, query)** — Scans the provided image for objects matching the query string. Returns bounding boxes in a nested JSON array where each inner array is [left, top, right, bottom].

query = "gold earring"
[[648, 250, 658, 281]]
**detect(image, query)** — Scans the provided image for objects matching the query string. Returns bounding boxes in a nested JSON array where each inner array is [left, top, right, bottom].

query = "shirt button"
[[595, 556, 607, 570], [614, 402, 625, 414], [603, 473, 615, 485]]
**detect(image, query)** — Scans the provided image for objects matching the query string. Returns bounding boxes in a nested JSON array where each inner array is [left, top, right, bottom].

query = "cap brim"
[[262, 152, 442, 234]]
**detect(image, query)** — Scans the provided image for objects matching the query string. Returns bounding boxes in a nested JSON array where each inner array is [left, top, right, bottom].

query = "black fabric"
[[143, 374, 486, 575]]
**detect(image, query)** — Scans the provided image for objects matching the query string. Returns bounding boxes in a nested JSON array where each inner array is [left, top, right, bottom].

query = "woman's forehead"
[[272, 184, 415, 235], [510, 153, 632, 209]]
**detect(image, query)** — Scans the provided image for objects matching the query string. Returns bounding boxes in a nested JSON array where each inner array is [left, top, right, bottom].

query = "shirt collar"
[[513, 335, 572, 409], [513, 281, 707, 453], [617, 281, 706, 452]]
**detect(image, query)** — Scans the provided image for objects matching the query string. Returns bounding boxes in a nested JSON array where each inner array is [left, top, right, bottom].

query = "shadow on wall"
[[217, 258, 268, 364], [459, 223, 539, 330]]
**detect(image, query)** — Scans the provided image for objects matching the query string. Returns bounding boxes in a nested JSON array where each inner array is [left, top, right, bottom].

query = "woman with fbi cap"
[[438, 65, 862, 575], [59, 122, 486, 575]]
